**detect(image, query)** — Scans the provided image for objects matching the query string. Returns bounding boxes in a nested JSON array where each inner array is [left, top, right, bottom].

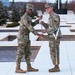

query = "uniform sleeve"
[[21, 18, 39, 35], [47, 15, 60, 34], [31, 19, 39, 27], [43, 23, 49, 29]]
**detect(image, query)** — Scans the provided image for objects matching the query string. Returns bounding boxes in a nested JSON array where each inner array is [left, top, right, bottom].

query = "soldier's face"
[[26, 9, 33, 15], [45, 7, 53, 13]]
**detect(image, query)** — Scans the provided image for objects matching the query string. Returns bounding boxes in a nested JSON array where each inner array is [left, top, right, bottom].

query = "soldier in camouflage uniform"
[[15, 4, 42, 73], [40, 3, 61, 72]]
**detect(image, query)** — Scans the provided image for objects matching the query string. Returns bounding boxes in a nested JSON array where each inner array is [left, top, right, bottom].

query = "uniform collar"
[[50, 11, 54, 16], [25, 13, 31, 18]]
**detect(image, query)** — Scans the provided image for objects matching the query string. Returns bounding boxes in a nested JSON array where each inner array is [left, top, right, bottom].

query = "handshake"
[[37, 34, 44, 40], [37, 33, 44, 37], [37, 29, 46, 40]]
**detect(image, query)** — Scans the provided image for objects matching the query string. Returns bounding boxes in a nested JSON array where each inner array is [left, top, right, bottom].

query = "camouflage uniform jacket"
[[43, 11, 60, 37], [18, 13, 39, 42]]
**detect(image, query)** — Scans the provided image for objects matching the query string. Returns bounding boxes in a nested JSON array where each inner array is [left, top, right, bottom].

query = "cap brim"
[[45, 7, 50, 9]]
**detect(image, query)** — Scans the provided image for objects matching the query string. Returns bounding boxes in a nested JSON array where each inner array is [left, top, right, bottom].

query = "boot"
[[15, 65, 26, 73], [27, 64, 38, 72], [49, 65, 60, 72]]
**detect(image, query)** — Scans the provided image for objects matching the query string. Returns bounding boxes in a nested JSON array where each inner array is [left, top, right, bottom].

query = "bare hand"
[[37, 34, 44, 37], [39, 34, 45, 40], [40, 21, 45, 25]]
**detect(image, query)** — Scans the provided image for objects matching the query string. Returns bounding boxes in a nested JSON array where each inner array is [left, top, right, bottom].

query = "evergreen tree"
[[20, 4, 26, 16], [9, 0, 20, 22], [0, 1, 8, 25], [0, 1, 4, 25], [11, 5, 20, 22]]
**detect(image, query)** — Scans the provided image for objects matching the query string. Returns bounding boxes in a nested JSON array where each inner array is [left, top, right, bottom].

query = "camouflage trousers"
[[49, 34, 60, 65], [16, 40, 31, 66]]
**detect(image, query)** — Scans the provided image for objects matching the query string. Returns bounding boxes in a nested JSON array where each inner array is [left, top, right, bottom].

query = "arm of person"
[[31, 15, 42, 27], [31, 19, 39, 27], [21, 19, 43, 37], [40, 21, 49, 29], [46, 15, 60, 35]]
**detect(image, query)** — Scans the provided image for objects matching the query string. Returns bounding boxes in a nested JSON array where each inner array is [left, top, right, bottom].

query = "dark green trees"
[[11, 5, 20, 22], [0, 1, 8, 25]]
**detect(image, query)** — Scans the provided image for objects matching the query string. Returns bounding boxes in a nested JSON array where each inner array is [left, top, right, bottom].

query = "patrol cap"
[[45, 3, 53, 8], [26, 4, 34, 10]]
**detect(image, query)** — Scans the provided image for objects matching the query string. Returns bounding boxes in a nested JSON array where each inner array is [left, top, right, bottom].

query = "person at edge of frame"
[[40, 3, 61, 72], [15, 4, 43, 73]]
